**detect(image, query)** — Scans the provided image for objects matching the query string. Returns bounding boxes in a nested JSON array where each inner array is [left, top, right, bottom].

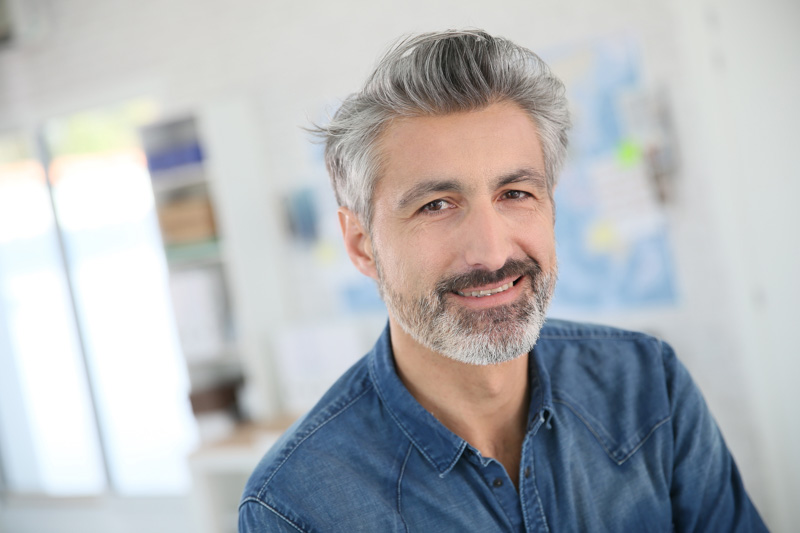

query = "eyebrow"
[[396, 179, 465, 211], [395, 167, 547, 211], [493, 167, 548, 190]]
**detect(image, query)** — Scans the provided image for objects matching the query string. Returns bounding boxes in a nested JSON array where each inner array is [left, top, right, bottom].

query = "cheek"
[[373, 233, 412, 285], [518, 219, 557, 267], [377, 235, 442, 291]]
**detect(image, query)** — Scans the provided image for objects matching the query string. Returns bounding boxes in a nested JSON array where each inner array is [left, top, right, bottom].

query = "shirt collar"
[[368, 323, 554, 477]]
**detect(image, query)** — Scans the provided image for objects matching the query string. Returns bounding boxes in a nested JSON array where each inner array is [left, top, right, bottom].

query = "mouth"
[[435, 258, 541, 309], [454, 276, 523, 298]]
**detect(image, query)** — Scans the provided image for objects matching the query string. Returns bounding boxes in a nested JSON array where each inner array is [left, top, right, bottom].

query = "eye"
[[502, 190, 532, 201], [420, 199, 453, 213]]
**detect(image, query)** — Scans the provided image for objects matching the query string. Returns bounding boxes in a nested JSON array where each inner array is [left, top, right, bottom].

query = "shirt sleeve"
[[662, 342, 769, 532], [239, 498, 307, 533]]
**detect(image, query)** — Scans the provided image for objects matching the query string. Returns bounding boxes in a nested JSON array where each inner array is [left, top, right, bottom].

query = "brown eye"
[[422, 199, 448, 212], [504, 190, 530, 200]]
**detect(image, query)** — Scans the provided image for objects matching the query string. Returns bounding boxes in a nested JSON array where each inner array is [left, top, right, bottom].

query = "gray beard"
[[376, 257, 556, 366]]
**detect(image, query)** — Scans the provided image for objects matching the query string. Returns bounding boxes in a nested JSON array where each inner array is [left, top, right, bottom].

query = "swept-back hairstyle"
[[317, 29, 570, 230]]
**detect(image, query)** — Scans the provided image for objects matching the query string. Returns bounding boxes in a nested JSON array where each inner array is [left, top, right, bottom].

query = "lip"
[[456, 275, 521, 294], [450, 275, 525, 309]]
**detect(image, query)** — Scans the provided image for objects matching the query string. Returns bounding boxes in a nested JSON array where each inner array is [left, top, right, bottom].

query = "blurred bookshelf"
[[140, 100, 292, 532], [141, 116, 243, 444]]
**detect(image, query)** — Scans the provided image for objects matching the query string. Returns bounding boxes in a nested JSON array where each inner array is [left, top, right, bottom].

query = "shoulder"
[[537, 318, 671, 387], [538, 318, 670, 376], [537, 318, 675, 464], [240, 353, 406, 531], [539, 317, 662, 342], [242, 354, 374, 499]]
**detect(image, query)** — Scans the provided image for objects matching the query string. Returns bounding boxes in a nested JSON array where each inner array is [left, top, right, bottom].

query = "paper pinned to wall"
[[275, 322, 365, 415]]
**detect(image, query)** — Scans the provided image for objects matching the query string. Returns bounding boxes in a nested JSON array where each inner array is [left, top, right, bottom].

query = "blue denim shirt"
[[239, 319, 767, 532]]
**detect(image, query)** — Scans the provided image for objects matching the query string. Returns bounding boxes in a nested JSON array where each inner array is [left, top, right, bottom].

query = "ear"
[[338, 207, 379, 281]]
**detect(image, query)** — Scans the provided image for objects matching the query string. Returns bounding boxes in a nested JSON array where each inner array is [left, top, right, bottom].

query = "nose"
[[459, 203, 513, 272]]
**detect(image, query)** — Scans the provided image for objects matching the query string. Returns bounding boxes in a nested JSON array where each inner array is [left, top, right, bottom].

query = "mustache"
[[434, 258, 543, 296]]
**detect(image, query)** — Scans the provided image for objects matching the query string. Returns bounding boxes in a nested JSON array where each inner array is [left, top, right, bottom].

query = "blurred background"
[[0, 0, 797, 532]]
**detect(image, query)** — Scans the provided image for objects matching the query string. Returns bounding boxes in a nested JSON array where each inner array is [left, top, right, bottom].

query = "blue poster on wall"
[[545, 35, 678, 313]]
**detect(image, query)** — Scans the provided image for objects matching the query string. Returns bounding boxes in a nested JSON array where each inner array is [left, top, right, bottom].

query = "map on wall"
[[545, 35, 678, 313]]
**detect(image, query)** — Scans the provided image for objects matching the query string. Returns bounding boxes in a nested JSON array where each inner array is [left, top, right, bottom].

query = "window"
[[0, 101, 199, 496]]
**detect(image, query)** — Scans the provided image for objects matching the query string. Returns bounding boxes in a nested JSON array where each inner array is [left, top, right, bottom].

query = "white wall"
[[671, 1, 800, 529], [1, 0, 797, 530]]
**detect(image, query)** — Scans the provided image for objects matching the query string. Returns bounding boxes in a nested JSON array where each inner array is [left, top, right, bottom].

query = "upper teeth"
[[457, 282, 513, 298]]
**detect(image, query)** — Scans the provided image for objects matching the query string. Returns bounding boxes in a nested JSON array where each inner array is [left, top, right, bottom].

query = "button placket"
[[519, 435, 550, 532]]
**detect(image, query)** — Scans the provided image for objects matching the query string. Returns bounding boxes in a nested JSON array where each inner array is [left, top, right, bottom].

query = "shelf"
[[185, 347, 239, 367], [188, 363, 243, 398], [150, 162, 207, 195], [165, 240, 222, 268]]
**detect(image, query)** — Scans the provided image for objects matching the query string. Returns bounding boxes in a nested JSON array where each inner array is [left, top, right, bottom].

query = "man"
[[240, 30, 766, 532]]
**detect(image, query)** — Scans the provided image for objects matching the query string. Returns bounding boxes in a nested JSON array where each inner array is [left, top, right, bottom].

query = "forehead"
[[374, 101, 546, 204]]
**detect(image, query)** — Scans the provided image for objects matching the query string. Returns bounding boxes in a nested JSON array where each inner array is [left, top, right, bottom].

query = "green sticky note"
[[616, 140, 642, 168]]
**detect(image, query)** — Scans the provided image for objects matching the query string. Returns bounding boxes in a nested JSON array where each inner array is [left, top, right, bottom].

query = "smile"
[[456, 277, 520, 298]]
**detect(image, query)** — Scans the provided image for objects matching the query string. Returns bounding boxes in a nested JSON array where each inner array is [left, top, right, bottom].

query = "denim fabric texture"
[[239, 319, 767, 532]]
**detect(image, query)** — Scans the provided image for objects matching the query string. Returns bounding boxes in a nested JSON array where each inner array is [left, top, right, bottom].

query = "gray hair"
[[316, 29, 570, 230]]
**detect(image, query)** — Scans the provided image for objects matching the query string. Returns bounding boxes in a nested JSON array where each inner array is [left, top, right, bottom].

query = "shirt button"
[[492, 478, 503, 488], [524, 467, 531, 478]]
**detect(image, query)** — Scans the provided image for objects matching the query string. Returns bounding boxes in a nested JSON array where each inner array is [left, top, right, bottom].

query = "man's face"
[[345, 101, 557, 365]]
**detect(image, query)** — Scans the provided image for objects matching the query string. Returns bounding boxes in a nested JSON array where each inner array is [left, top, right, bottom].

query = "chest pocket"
[[542, 335, 672, 465], [551, 387, 670, 465]]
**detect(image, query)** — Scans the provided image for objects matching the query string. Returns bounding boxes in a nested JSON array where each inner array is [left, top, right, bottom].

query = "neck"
[[389, 318, 530, 488]]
